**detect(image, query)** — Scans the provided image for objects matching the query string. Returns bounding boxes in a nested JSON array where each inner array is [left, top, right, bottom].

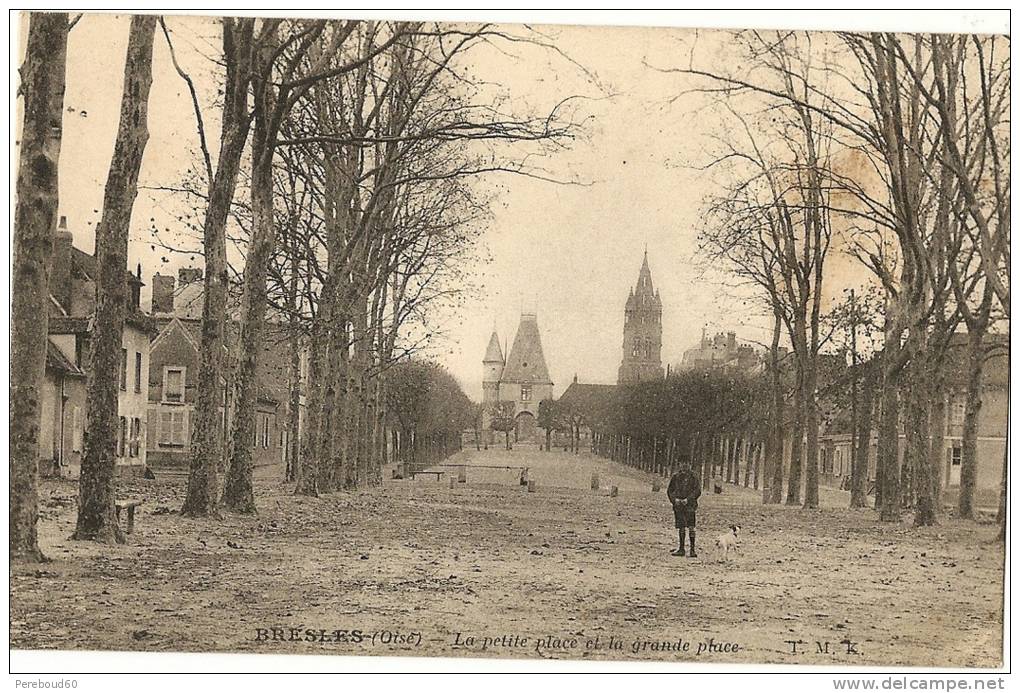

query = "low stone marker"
[[449, 476, 456, 489], [652, 480, 662, 493], [591, 473, 600, 491], [458, 466, 467, 483], [527, 479, 536, 493], [610, 486, 619, 498]]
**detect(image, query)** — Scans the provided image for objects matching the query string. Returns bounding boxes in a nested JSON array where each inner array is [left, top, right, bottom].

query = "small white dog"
[[714, 525, 741, 559]]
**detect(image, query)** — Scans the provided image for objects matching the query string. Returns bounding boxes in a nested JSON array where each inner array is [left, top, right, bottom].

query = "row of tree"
[[570, 371, 776, 493], [11, 14, 582, 558], [386, 360, 475, 471], [676, 30, 1008, 529]]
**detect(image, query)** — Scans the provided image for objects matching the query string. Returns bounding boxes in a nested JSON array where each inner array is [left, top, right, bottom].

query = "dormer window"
[[164, 367, 185, 403]]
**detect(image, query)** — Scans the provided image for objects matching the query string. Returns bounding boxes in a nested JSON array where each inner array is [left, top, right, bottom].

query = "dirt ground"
[[10, 446, 1005, 667]]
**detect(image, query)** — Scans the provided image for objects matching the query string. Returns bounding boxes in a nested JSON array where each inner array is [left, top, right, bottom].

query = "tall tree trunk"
[[928, 383, 947, 518], [295, 324, 325, 497], [786, 376, 805, 506], [11, 11, 68, 561], [958, 327, 986, 519], [316, 282, 339, 495], [803, 361, 820, 508], [341, 338, 358, 489], [879, 348, 903, 522], [74, 16, 156, 542], [221, 35, 279, 514], [850, 367, 874, 508], [907, 352, 937, 526], [765, 308, 784, 504], [182, 17, 255, 517], [283, 218, 302, 484], [285, 329, 302, 484]]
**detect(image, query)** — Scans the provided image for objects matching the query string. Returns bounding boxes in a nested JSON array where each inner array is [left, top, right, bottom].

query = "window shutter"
[[161, 410, 173, 444], [72, 407, 83, 452], [147, 408, 158, 448], [172, 411, 185, 445]]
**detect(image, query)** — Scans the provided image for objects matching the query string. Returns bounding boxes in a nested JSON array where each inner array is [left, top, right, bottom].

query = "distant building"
[[558, 375, 616, 449], [43, 216, 155, 477], [677, 327, 761, 374], [146, 267, 303, 474], [481, 313, 554, 442], [618, 251, 664, 384], [817, 333, 1007, 507]]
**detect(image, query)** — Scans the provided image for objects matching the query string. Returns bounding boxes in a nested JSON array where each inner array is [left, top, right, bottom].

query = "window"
[[521, 385, 532, 402], [134, 352, 142, 393], [263, 415, 271, 449], [128, 418, 140, 457], [159, 410, 187, 446], [950, 445, 962, 467], [164, 367, 185, 403], [632, 339, 640, 357], [117, 417, 127, 456], [120, 349, 128, 391]]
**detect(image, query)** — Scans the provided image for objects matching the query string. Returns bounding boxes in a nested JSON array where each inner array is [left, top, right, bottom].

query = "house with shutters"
[[42, 216, 155, 477], [815, 333, 1007, 508], [146, 267, 303, 474]]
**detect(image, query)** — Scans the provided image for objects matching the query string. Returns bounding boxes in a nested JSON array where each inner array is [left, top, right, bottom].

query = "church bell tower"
[[618, 250, 664, 384]]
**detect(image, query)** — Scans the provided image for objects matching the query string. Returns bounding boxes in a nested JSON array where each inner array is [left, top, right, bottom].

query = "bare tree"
[[180, 17, 257, 518], [73, 15, 157, 542], [11, 12, 69, 561]]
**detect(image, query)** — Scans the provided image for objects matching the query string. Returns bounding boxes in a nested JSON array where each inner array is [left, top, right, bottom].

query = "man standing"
[[667, 465, 701, 557]]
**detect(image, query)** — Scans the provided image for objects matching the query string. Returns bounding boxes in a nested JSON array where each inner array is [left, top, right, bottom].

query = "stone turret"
[[482, 330, 504, 407]]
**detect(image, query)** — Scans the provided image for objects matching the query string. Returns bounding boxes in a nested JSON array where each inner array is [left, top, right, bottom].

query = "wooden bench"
[[409, 470, 445, 481], [115, 499, 143, 534]]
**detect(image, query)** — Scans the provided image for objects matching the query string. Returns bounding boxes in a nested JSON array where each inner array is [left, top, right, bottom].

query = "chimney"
[[178, 267, 203, 285], [131, 263, 142, 309], [51, 216, 73, 315], [727, 331, 736, 349], [151, 273, 175, 314]]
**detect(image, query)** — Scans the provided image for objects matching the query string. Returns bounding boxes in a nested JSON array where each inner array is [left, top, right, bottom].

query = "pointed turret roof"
[[627, 250, 661, 309], [500, 314, 552, 384], [483, 330, 504, 363], [637, 249, 654, 293]]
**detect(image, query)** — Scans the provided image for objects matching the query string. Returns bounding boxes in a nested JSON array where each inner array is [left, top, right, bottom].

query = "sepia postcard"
[[8, 9, 1010, 676]]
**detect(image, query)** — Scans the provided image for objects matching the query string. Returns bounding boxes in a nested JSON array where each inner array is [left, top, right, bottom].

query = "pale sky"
[[16, 11, 1007, 401]]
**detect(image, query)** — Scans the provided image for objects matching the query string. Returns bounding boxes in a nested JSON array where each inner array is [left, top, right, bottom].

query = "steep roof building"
[[500, 313, 553, 385], [480, 313, 554, 443]]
